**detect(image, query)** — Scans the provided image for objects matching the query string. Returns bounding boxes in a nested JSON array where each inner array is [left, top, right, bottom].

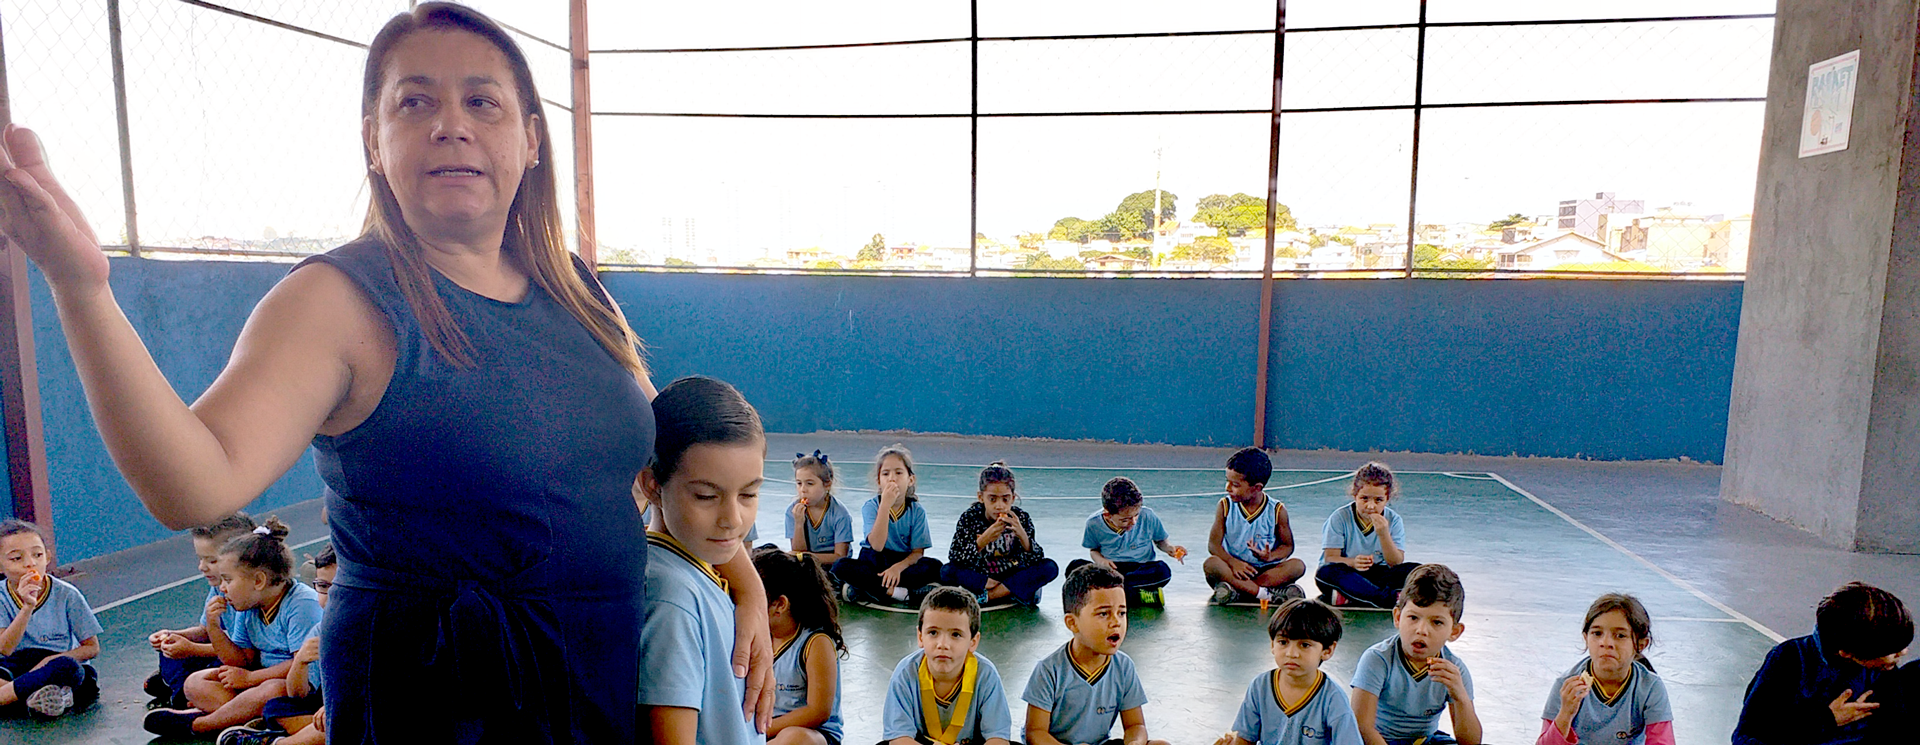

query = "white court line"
[[1468, 607, 1749, 623], [1488, 473, 1786, 643], [93, 534, 331, 614], [764, 459, 1513, 476]]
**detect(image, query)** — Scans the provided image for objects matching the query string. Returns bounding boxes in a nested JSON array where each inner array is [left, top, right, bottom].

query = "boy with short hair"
[[1069, 477, 1187, 606], [1732, 582, 1911, 745], [1206, 448, 1307, 606], [1216, 598, 1363, 745], [1024, 564, 1169, 745], [145, 513, 257, 710], [884, 587, 1015, 745], [1351, 564, 1480, 745]]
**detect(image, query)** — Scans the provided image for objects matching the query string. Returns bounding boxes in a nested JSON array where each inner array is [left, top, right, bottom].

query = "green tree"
[[1017, 252, 1085, 271], [1412, 243, 1494, 278], [1101, 189, 1177, 240], [857, 233, 885, 263], [1194, 193, 1294, 236], [1171, 235, 1236, 265], [1048, 217, 1100, 243], [663, 257, 697, 267], [1098, 209, 1147, 240], [810, 260, 844, 270], [1488, 213, 1530, 230]]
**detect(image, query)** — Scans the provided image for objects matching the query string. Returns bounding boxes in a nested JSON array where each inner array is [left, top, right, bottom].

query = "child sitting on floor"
[[1539, 593, 1673, 745], [0, 519, 101, 719], [1024, 563, 1169, 745], [146, 512, 257, 710], [755, 547, 846, 745], [1217, 598, 1361, 745], [1733, 582, 1910, 745], [146, 518, 325, 737], [1351, 564, 1481, 745], [216, 545, 339, 745], [883, 587, 1015, 745], [1069, 477, 1186, 607], [942, 462, 1059, 608], [788, 450, 854, 567], [831, 444, 943, 607], [1316, 463, 1420, 609], [1206, 448, 1307, 605]]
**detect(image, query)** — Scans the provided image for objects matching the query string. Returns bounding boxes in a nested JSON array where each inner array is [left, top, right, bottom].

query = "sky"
[[0, 0, 1777, 263]]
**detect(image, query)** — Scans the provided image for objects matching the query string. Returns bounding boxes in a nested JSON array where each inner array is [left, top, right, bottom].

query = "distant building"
[[1494, 231, 1625, 270], [1615, 207, 1752, 270], [1555, 192, 1644, 242], [1085, 254, 1150, 271]]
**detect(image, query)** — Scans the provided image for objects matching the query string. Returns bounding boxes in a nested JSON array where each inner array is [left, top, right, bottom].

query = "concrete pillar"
[[1723, 0, 1920, 552]]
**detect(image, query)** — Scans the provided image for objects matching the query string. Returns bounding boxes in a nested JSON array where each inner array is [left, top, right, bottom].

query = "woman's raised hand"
[[0, 125, 110, 294]]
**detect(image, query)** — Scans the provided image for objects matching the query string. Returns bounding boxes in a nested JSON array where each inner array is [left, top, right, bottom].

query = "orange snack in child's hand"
[[1171, 547, 1188, 560]]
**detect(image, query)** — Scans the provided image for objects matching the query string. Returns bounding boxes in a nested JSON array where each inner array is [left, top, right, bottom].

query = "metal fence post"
[[108, 0, 139, 257], [1253, 1, 1286, 450], [0, 4, 56, 554], [1403, 0, 1428, 278], [571, 0, 597, 267]]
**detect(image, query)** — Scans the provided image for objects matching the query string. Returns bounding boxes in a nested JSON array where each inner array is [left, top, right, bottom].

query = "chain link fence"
[[0, 1, 1774, 276]]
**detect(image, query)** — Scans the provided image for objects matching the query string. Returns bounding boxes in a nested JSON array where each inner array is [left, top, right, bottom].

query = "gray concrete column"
[[1724, 0, 1920, 552]]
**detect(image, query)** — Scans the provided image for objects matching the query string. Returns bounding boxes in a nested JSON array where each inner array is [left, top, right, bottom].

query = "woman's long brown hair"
[[359, 3, 645, 377]]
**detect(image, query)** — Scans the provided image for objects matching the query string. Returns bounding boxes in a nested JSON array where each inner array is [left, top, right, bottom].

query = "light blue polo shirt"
[[785, 497, 856, 555], [1082, 508, 1168, 564], [772, 629, 844, 741], [1541, 658, 1672, 745], [1320, 504, 1405, 564], [0, 577, 104, 654], [883, 649, 1014, 744], [1023, 643, 1149, 745], [197, 584, 220, 627], [224, 582, 324, 668], [1222, 497, 1283, 567], [638, 532, 763, 745], [1351, 636, 1473, 742], [861, 497, 933, 553], [1232, 670, 1364, 745]]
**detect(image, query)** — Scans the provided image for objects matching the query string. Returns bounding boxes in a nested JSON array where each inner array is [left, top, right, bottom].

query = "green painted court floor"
[[5, 460, 1780, 743]]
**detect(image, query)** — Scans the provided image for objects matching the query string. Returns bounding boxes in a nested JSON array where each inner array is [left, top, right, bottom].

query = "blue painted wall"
[[22, 258, 1741, 562], [27, 258, 326, 564]]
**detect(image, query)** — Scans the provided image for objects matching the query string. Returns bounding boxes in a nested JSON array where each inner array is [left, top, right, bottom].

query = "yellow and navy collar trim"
[[1067, 645, 1111, 685], [774, 632, 801, 662], [1270, 670, 1325, 717], [1584, 660, 1633, 706], [1397, 642, 1430, 681], [6, 575, 51, 612], [647, 531, 729, 592], [889, 499, 909, 521], [1235, 498, 1268, 522], [257, 587, 289, 626], [1352, 505, 1375, 536]]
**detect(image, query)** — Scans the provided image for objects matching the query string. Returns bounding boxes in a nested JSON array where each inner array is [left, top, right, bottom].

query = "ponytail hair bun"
[[223, 516, 295, 585]]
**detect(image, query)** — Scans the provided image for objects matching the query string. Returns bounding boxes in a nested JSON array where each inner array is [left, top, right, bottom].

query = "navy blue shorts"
[[261, 692, 324, 721]]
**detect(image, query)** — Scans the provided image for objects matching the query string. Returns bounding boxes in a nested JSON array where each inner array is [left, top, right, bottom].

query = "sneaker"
[[1282, 584, 1306, 601], [1135, 588, 1163, 606], [907, 583, 937, 608], [143, 670, 170, 700], [840, 583, 859, 603], [1209, 582, 1238, 606], [975, 592, 994, 608], [218, 724, 284, 745], [24, 684, 72, 718], [144, 707, 201, 737]]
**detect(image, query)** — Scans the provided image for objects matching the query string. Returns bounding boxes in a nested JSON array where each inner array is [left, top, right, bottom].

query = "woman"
[[0, 4, 770, 741]]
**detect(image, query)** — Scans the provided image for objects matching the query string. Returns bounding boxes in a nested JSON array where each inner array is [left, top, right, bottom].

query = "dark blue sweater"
[[1732, 634, 1899, 745]]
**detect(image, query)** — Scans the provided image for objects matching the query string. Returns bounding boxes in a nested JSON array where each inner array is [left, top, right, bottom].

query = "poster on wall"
[[1800, 50, 1860, 158]]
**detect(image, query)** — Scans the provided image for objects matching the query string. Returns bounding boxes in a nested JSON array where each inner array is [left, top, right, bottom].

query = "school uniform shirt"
[[884, 649, 1015, 744], [638, 532, 764, 745], [0, 576, 104, 654], [772, 628, 844, 742], [1022, 643, 1149, 745], [224, 582, 324, 668], [197, 584, 220, 627], [861, 497, 934, 553], [1540, 658, 1673, 745], [1352, 635, 1474, 742], [1320, 503, 1406, 565], [785, 497, 856, 555], [1082, 508, 1168, 564], [1222, 497, 1284, 567], [1232, 670, 1364, 745]]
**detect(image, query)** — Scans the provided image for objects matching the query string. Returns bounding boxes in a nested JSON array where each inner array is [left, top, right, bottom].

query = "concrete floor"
[[9, 432, 1918, 743]]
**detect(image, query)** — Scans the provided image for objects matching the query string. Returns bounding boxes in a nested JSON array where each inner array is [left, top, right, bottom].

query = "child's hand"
[[16, 572, 46, 607], [1211, 730, 1240, 745], [205, 595, 228, 628], [1168, 545, 1188, 563], [1229, 555, 1257, 581], [1558, 674, 1590, 718], [1829, 689, 1879, 726], [294, 635, 322, 665], [879, 564, 906, 590], [148, 629, 168, 648], [1367, 511, 1391, 534], [158, 634, 193, 659], [790, 500, 808, 518], [1351, 554, 1376, 571], [1427, 658, 1470, 701], [1092, 555, 1117, 570], [215, 666, 252, 690], [1001, 513, 1028, 541]]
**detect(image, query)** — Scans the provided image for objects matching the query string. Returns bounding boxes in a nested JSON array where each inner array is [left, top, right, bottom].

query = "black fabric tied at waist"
[[336, 558, 555, 719]]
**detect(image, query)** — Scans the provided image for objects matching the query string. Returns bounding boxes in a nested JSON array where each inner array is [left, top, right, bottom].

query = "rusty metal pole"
[[570, 0, 598, 267], [1253, 0, 1286, 450], [0, 4, 56, 552]]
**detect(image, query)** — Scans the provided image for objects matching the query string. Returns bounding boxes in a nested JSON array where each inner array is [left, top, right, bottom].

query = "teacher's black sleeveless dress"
[[304, 239, 653, 743]]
